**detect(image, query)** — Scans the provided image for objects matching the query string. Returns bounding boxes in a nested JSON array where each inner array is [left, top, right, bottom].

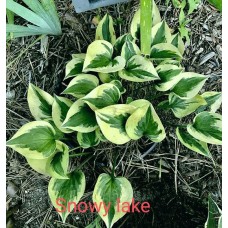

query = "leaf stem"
[[140, 0, 152, 56]]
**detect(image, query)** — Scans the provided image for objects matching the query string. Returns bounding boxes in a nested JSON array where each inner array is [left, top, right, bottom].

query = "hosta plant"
[[7, 0, 222, 227]]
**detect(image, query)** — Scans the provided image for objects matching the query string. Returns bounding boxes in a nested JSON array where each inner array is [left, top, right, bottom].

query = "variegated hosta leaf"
[[98, 72, 118, 83], [27, 141, 69, 179], [52, 95, 73, 133], [187, 112, 222, 145], [82, 83, 121, 111], [126, 99, 166, 142], [121, 39, 140, 61], [118, 55, 159, 82], [155, 64, 183, 91], [172, 72, 208, 99], [93, 173, 133, 228], [150, 43, 182, 60], [151, 21, 172, 46], [201, 91, 222, 113], [62, 74, 99, 98], [72, 53, 86, 59], [48, 169, 86, 223], [95, 14, 116, 45], [171, 34, 185, 55], [130, 0, 161, 39], [27, 83, 54, 120], [159, 59, 181, 66], [169, 93, 207, 118], [6, 121, 56, 159], [64, 54, 85, 80], [62, 99, 98, 133], [110, 80, 126, 95], [176, 127, 212, 158], [83, 40, 126, 73], [47, 141, 69, 179], [96, 128, 108, 142], [113, 34, 134, 56], [205, 195, 222, 228], [95, 104, 136, 144], [77, 131, 100, 148]]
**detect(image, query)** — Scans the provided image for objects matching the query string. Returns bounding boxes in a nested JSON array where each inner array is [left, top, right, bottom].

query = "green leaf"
[[95, 104, 136, 144], [62, 99, 98, 133], [6, 121, 56, 159], [172, 72, 208, 98], [176, 127, 212, 158], [52, 95, 73, 134], [126, 100, 166, 142], [151, 21, 172, 46], [48, 169, 86, 223], [6, 0, 61, 37], [169, 93, 207, 118], [113, 34, 134, 56], [119, 55, 159, 82], [93, 173, 133, 228], [121, 39, 141, 61], [95, 14, 116, 45], [150, 43, 182, 60], [130, 0, 161, 39], [207, 0, 222, 11], [27, 83, 54, 120], [98, 72, 118, 83], [77, 131, 100, 148], [82, 83, 121, 111], [110, 80, 126, 95], [83, 40, 126, 73], [201, 91, 222, 113], [205, 195, 222, 228], [187, 112, 222, 145], [47, 142, 69, 179], [188, 0, 198, 14], [62, 74, 99, 98], [27, 141, 69, 178], [64, 55, 85, 80], [155, 64, 183, 91], [171, 33, 185, 55]]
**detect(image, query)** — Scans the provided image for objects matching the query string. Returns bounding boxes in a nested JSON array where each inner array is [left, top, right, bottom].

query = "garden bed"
[[6, 0, 222, 227]]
